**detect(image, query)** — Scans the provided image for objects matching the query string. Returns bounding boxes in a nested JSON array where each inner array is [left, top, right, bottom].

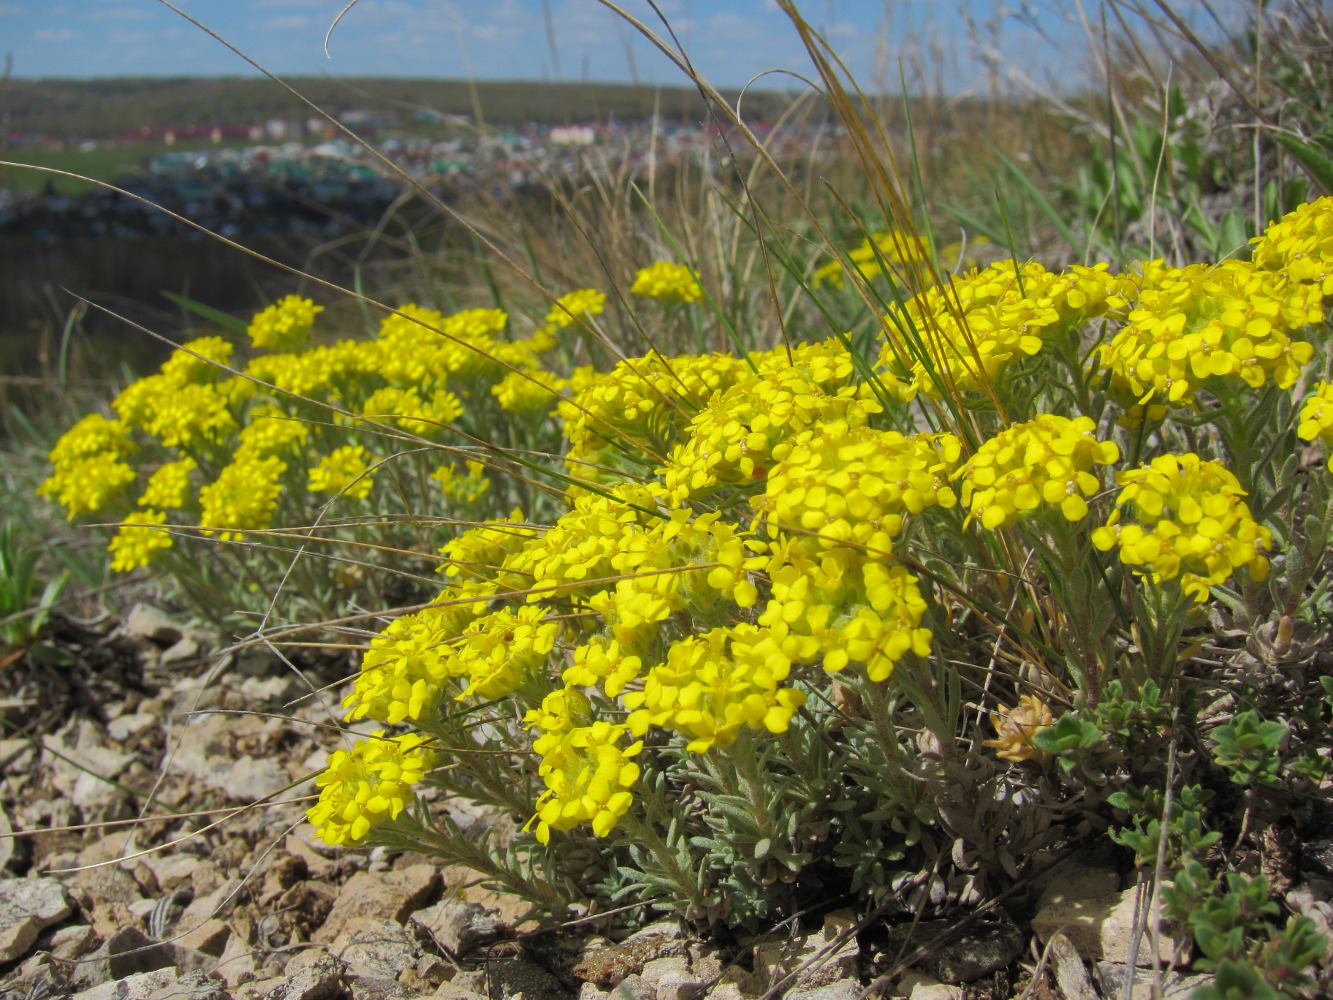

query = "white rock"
[[108, 712, 158, 742], [0, 917, 38, 963], [73, 968, 179, 1000], [0, 877, 72, 930], [42, 722, 133, 812], [901, 973, 962, 1000], [125, 603, 185, 644], [332, 917, 421, 981], [225, 755, 291, 803]]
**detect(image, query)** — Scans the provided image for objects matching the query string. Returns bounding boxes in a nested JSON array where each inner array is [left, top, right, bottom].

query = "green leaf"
[[161, 290, 250, 335], [1275, 133, 1333, 196]]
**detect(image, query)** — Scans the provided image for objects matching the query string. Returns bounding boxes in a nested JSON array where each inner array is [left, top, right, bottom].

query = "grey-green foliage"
[[0, 519, 69, 656]]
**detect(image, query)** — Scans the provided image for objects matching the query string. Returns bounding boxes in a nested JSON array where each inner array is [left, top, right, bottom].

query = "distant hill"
[[0, 77, 802, 138]]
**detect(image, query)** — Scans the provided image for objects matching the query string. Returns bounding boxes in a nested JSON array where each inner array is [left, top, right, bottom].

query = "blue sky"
[[2, 1, 1242, 93]]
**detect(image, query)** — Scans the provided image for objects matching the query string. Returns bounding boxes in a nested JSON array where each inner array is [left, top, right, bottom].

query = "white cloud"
[[264, 14, 313, 29], [33, 27, 73, 41], [0, 2, 27, 16], [89, 6, 149, 20]]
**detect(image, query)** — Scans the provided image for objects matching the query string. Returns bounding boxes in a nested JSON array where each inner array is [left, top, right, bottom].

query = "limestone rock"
[[108, 712, 159, 742], [1032, 879, 1190, 966], [886, 916, 1024, 984], [126, 603, 185, 644], [1094, 962, 1213, 999], [49, 923, 97, 960], [897, 973, 962, 1000], [331, 916, 421, 982], [178, 916, 231, 956], [0, 917, 38, 963], [214, 930, 264, 989], [412, 898, 507, 955], [755, 910, 860, 992], [315, 864, 440, 942], [351, 978, 426, 1000], [1047, 933, 1097, 1000], [73, 968, 178, 1000], [0, 878, 72, 951], [488, 957, 571, 1000], [785, 981, 862, 1000], [225, 754, 291, 803], [0, 803, 13, 872]]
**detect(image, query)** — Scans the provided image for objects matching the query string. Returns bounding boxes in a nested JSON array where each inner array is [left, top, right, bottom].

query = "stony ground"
[[1, 604, 1328, 1000]]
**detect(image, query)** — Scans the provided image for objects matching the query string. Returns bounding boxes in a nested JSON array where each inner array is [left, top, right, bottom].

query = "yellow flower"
[[138, 458, 195, 510], [881, 260, 1116, 395], [454, 605, 561, 701], [523, 685, 592, 757], [248, 295, 323, 352], [491, 367, 568, 414], [198, 455, 286, 541], [1251, 196, 1333, 293], [530, 721, 641, 844], [142, 382, 237, 449], [1096, 259, 1320, 411], [545, 288, 606, 329], [308, 445, 374, 500], [234, 409, 310, 460], [957, 414, 1118, 530], [631, 262, 703, 303], [624, 624, 806, 753], [562, 637, 643, 698], [1091, 453, 1272, 602], [38, 454, 137, 519], [107, 510, 172, 572], [39, 413, 138, 518], [344, 602, 485, 724], [984, 695, 1054, 762], [307, 732, 433, 847], [160, 336, 234, 387], [431, 462, 491, 506], [1296, 381, 1333, 456]]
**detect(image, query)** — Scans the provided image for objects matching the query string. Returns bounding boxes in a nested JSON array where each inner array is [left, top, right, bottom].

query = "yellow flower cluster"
[[1097, 259, 1321, 408], [1251, 196, 1333, 293], [625, 624, 806, 753], [432, 462, 491, 506], [758, 420, 960, 550], [1297, 381, 1333, 454], [139, 458, 195, 510], [812, 230, 933, 289], [38, 414, 138, 519], [812, 230, 992, 290], [198, 455, 287, 541], [107, 510, 172, 572], [544, 288, 606, 330], [661, 340, 904, 502], [558, 352, 750, 478], [1091, 454, 1272, 602], [309, 445, 374, 500], [957, 414, 1119, 530], [880, 260, 1116, 395], [631, 262, 703, 303], [44, 288, 572, 575], [531, 721, 641, 844], [248, 295, 323, 351], [359, 385, 463, 436], [307, 732, 433, 847], [343, 592, 490, 725]]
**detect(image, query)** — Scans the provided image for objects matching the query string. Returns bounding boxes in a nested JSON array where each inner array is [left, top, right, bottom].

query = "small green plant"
[[0, 520, 68, 662], [1209, 710, 1288, 789]]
